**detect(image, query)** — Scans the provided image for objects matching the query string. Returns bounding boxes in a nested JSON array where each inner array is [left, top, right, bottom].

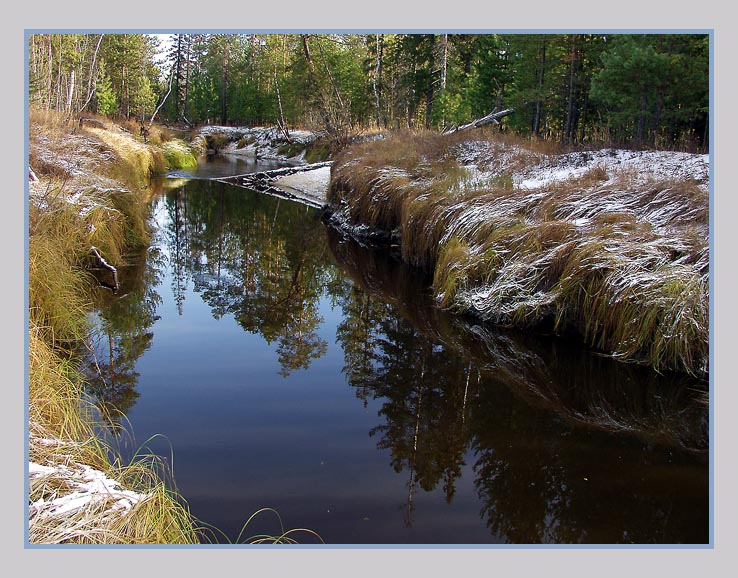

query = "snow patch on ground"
[[452, 141, 710, 192], [29, 460, 147, 518], [272, 165, 332, 206], [199, 125, 318, 163]]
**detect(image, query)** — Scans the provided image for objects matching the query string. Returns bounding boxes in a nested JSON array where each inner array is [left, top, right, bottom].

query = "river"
[[84, 158, 709, 545]]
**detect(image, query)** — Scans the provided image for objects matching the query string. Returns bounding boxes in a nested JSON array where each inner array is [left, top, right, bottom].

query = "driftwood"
[[91, 246, 119, 293], [443, 108, 515, 135]]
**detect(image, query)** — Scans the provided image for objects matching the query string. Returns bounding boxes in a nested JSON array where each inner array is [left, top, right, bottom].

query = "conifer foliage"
[[28, 32, 709, 151]]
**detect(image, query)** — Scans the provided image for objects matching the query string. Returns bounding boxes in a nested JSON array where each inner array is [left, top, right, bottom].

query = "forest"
[[28, 32, 709, 151]]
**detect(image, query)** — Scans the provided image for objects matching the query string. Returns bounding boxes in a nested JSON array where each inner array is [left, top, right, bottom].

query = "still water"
[[87, 169, 709, 545]]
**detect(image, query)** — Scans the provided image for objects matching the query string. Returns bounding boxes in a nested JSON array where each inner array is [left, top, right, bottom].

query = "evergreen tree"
[[590, 34, 709, 149], [95, 61, 117, 116]]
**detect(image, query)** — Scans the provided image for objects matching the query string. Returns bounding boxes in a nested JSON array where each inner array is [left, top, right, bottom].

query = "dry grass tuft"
[[328, 130, 709, 377], [28, 326, 201, 544], [27, 106, 200, 544]]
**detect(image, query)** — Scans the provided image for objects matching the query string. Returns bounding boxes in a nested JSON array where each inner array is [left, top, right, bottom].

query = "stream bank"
[[27, 112, 340, 544], [326, 131, 710, 378], [28, 111, 207, 544]]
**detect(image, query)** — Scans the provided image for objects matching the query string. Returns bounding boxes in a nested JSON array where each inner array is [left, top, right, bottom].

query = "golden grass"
[[161, 140, 198, 170], [27, 106, 203, 544], [328, 130, 709, 377], [28, 326, 201, 544]]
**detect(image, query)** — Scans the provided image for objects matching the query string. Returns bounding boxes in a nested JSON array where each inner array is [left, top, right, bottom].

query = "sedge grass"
[[160, 139, 198, 171], [235, 508, 324, 545], [28, 108, 321, 545], [328, 130, 709, 377], [28, 107, 200, 544]]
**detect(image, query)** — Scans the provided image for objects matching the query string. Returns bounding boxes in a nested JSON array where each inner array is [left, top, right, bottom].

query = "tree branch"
[[91, 246, 119, 293], [148, 64, 175, 129]]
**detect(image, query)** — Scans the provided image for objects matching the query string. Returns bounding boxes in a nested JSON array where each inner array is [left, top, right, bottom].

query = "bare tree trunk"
[[372, 34, 384, 128], [56, 35, 63, 110], [579, 89, 589, 144], [148, 64, 175, 128], [563, 35, 578, 146], [122, 64, 128, 118], [77, 34, 104, 114], [46, 35, 53, 110], [439, 33, 448, 128], [65, 69, 75, 115], [30, 34, 37, 76], [637, 92, 647, 147], [424, 36, 436, 129], [174, 35, 183, 119], [533, 36, 546, 136], [183, 35, 191, 123], [274, 67, 290, 140], [441, 33, 448, 91], [220, 52, 228, 124]]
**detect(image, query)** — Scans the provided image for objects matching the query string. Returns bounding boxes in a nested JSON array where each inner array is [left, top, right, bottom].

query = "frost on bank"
[[327, 134, 709, 378]]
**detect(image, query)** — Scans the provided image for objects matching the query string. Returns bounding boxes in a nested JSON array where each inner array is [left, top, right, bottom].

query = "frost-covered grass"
[[28, 109, 320, 544], [27, 108, 200, 544], [328, 131, 709, 377], [28, 324, 201, 544]]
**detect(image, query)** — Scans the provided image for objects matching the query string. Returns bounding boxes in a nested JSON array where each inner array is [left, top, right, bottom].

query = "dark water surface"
[[87, 174, 709, 545]]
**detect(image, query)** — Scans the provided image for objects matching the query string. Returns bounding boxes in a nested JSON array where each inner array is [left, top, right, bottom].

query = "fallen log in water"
[[217, 161, 332, 188], [91, 245, 119, 293], [216, 161, 333, 208]]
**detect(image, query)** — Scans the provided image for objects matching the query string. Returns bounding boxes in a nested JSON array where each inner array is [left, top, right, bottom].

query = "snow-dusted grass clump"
[[30, 459, 147, 519], [328, 131, 709, 377], [27, 108, 200, 544]]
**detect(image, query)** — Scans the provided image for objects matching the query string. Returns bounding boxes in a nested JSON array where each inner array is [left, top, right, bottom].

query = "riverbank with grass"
[[326, 130, 709, 378], [27, 109, 202, 544]]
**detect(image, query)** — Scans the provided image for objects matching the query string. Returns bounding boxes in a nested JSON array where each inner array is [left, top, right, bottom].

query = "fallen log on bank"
[[443, 108, 515, 135]]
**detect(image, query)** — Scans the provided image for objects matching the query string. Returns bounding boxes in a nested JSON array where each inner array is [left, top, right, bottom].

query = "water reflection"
[[164, 181, 329, 376], [327, 229, 708, 452], [85, 179, 708, 543], [327, 229, 708, 543], [86, 243, 164, 427]]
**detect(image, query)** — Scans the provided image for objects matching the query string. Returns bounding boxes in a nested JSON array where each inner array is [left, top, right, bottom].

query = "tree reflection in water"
[[86, 243, 164, 428], [327, 229, 708, 543], [85, 180, 708, 543], [165, 181, 329, 377]]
